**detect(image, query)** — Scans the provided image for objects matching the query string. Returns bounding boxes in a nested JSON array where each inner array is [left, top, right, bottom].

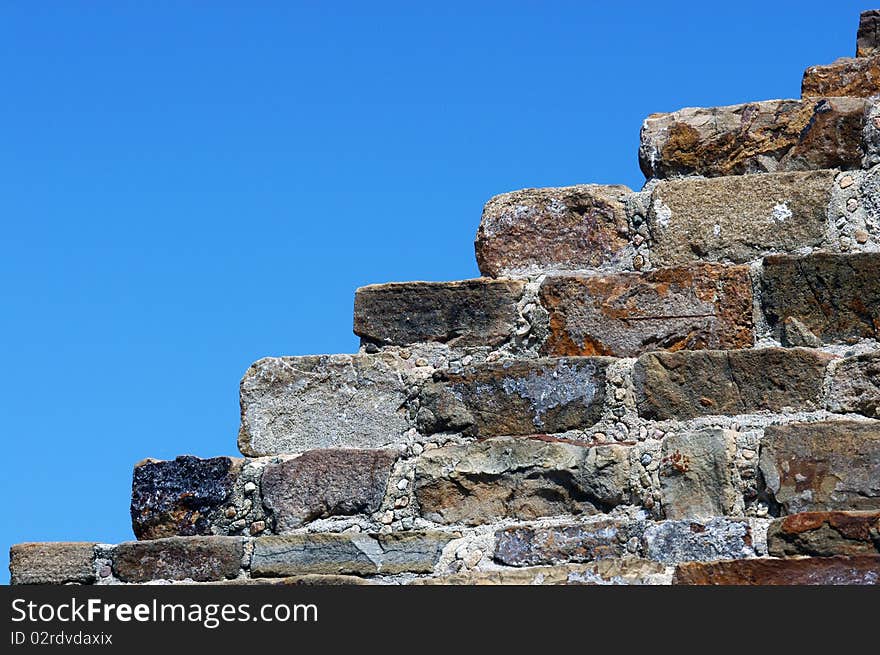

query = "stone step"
[[474, 184, 633, 278], [352, 253, 880, 358], [673, 555, 880, 585], [639, 97, 875, 180], [353, 279, 525, 348], [767, 511, 880, 557], [238, 352, 429, 456], [9, 532, 455, 585], [410, 560, 669, 585], [237, 345, 880, 457], [803, 55, 880, 98]]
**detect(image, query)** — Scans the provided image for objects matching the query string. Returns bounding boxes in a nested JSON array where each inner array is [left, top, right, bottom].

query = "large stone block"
[[634, 348, 832, 420], [250, 532, 453, 576], [758, 421, 880, 514], [641, 518, 756, 564], [417, 357, 610, 437], [239, 353, 417, 456], [803, 56, 880, 97], [414, 437, 632, 525], [761, 253, 880, 345], [474, 185, 632, 277], [10, 543, 97, 585], [828, 351, 880, 418], [639, 98, 869, 179], [131, 455, 242, 540], [353, 279, 525, 347], [767, 511, 880, 557], [261, 449, 397, 532], [858, 10, 880, 57], [112, 537, 244, 583], [659, 430, 738, 519], [645, 171, 834, 267], [538, 264, 753, 357], [494, 520, 636, 566], [673, 556, 880, 585]]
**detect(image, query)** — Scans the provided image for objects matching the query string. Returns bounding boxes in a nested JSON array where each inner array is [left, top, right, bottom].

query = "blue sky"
[[0, 1, 869, 580]]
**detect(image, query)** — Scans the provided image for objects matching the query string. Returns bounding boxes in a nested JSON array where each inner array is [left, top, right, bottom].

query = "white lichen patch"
[[499, 360, 598, 428]]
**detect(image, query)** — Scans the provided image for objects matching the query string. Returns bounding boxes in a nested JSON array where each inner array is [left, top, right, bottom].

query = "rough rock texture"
[[858, 10, 880, 57], [261, 449, 397, 531], [239, 354, 416, 456], [634, 348, 832, 420], [353, 279, 524, 347], [475, 185, 632, 277], [758, 421, 880, 514], [414, 437, 631, 525], [418, 358, 610, 437], [250, 532, 453, 576], [639, 98, 870, 179], [9, 543, 97, 585], [761, 254, 880, 344], [493, 517, 754, 567], [673, 556, 880, 585], [131, 455, 242, 540], [412, 560, 667, 585], [767, 511, 880, 557], [645, 171, 834, 267], [802, 56, 880, 97], [827, 351, 880, 418], [112, 537, 244, 583], [641, 518, 755, 564], [538, 265, 753, 357], [494, 520, 636, 566], [659, 430, 738, 519]]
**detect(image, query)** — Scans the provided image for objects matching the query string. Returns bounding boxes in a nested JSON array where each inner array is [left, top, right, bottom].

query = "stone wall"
[[10, 10, 880, 586]]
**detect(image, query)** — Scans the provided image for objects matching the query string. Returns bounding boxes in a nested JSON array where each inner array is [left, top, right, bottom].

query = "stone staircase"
[[11, 11, 880, 586]]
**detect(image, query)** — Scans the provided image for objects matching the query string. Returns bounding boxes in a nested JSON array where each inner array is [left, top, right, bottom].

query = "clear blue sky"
[[1, 1, 869, 580]]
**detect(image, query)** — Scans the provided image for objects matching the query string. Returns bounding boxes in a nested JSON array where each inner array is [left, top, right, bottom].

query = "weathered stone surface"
[[261, 449, 397, 531], [640, 98, 869, 179], [758, 421, 880, 514], [494, 517, 755, 567], [645, 171, 834, 267], [353, 279, 525, 347], [539, 265, 753, 358], [761, 253, 880, 345], [634, 348, 832, 420], [494, 520, 636, 566], [418, 358, 610, 437], [10, 543, 97, 585], [250, 532, 453, 576], [131, 455, 242, 540], [781, 316, 823, 348], [239, 353, 416, 456], [642, 519, 755, 564], [659, 430, 738, 519], [112, 537, 244, 583], [414, 437, 631, 525], [828, 351, 880, 418], [673, 556, 880, 585], [475, 185, 632, 277], [803, 56, 880, 97], [767, 511, 880, 557], [859, 10, 880, 57], [412, 560, 667, 585]]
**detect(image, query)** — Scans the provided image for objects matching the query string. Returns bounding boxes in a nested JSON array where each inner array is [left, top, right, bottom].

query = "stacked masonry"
[[11, 11, 880, 586]]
